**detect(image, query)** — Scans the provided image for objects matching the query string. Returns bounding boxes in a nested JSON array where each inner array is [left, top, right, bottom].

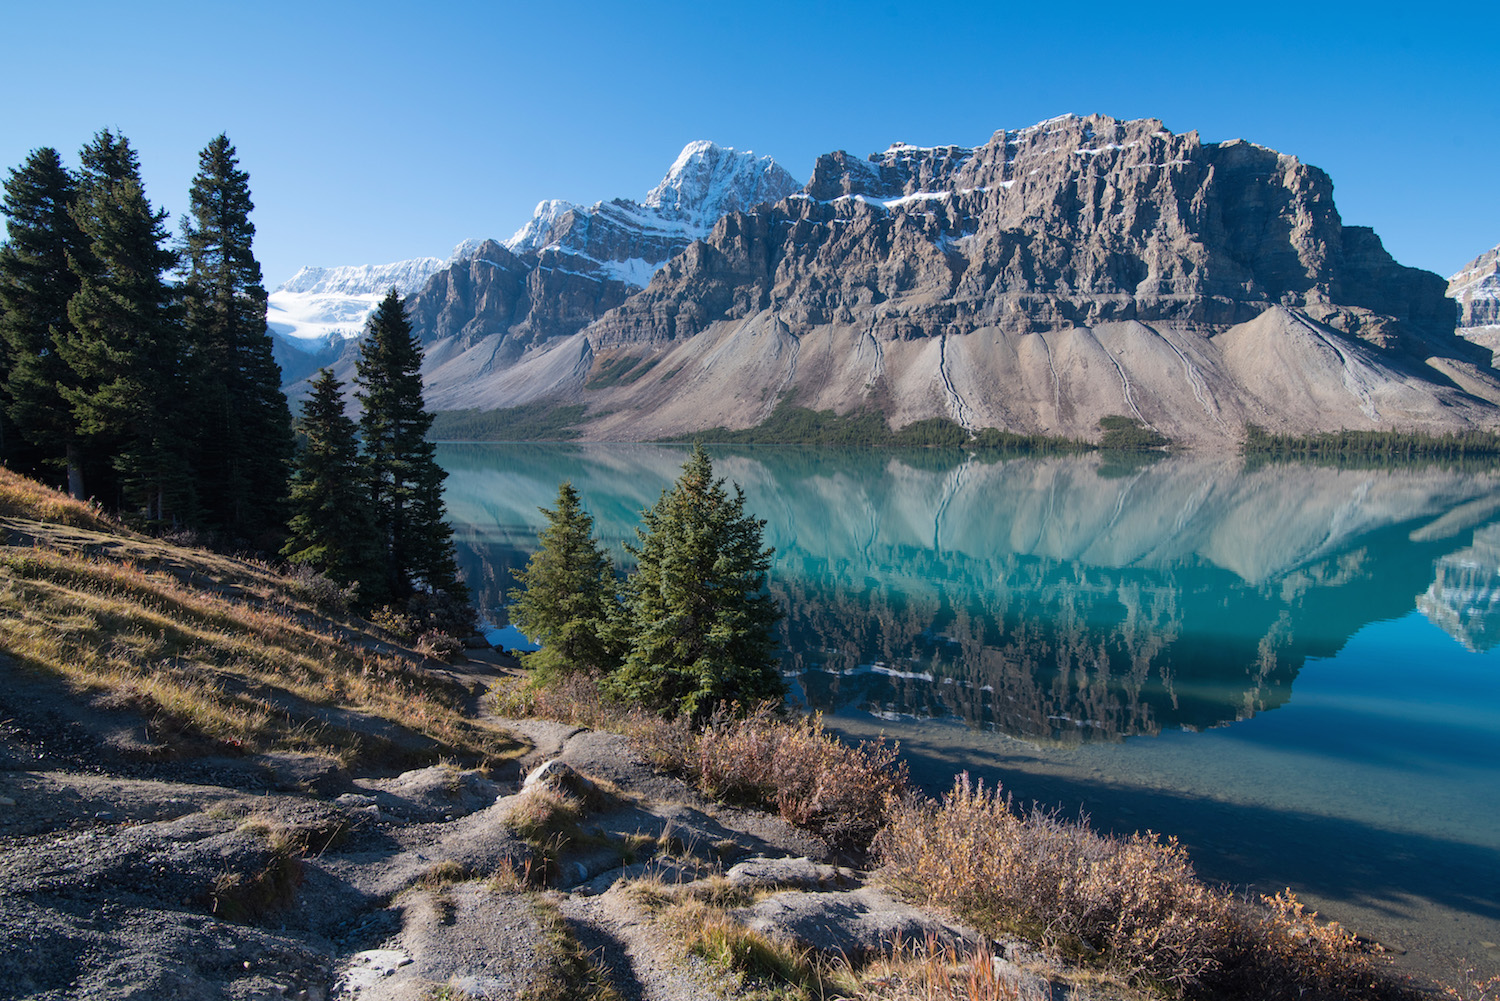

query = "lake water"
[[438, 443, 1500, 981]]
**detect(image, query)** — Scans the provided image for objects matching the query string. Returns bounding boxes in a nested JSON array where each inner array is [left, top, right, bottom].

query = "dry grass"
[[0, 468, 521, 771], [875, 774, 1227, 988], [687, 704, 908, 854], [829, 932, 1043, 1001], [663, 897, 824, 999], [522, 894, 621, 1001], [0, 468, 120, 532], [875, 775, 1425, 1000]]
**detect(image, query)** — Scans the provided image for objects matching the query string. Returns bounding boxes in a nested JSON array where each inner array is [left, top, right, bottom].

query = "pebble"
[[0, 796, 15, 807]]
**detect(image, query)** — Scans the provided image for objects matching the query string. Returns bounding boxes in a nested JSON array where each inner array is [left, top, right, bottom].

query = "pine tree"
[[606, 444, 783, 719], [0, 147, 86, 484], [282, 369, 384, 597], [59, 130, 188, 520], [355, 290, 465, 600], [181, 134, 293, 540], [508, 482, 621, 678]]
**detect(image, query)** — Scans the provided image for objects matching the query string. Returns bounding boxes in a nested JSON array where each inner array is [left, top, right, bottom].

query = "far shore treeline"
[[0, 132, 465, 620]]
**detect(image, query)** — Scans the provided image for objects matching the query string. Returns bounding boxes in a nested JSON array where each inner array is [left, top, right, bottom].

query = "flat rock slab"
[[724, 855, 860, 890], [355, 764, 502, 821], [331, 883, 549, 1001], [736, 884, 978, 956]]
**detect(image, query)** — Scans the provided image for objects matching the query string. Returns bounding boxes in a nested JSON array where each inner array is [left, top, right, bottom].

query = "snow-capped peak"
[[276, 257, 444, 297], [643, 140, 799, 229], [504, 199, 581, 255]]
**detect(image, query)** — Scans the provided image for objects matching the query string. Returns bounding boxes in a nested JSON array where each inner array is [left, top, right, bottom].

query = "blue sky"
[[4, 0, 1496, 287]]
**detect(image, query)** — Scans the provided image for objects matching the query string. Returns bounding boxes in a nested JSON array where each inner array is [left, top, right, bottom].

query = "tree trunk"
[[66, 442, 85, 501]]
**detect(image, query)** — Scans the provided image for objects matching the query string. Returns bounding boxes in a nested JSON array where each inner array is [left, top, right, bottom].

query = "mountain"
[[435, 114, 1500, 445], [267, 142, 799, 400], [1450, 242, 1500, 363], [405, 142, 799, 402], [267, 253, 455, 389]]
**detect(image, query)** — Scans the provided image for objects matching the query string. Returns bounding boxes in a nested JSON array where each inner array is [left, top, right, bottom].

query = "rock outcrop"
[[1450, 242, 1500, 363], [591, 115, 1460, 356], [472, 114, 1496, 444], [404, 142, 800, 388]]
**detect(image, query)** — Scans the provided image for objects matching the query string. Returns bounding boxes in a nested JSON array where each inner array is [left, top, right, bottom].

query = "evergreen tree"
[[59, 130, 188, 520], [606, 444, 783, 719], [355, 290, 465, 600], [0, 147, 86, 484], [181, 134, 293, 540], [508, 482, 621, 678], [282, 369, 384, 596]]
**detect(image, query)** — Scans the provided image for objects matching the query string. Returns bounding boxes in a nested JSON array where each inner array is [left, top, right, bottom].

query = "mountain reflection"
[[438, 444, 1500, 742]]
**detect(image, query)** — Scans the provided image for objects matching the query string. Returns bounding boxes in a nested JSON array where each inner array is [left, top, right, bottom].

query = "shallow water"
[[439, 443, 1500, 980]]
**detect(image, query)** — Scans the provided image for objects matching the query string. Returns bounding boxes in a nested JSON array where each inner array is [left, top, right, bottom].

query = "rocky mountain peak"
[[1450, 242, 1500, 328], [504, 198, 583, 255], [642, 140, 800, 228]]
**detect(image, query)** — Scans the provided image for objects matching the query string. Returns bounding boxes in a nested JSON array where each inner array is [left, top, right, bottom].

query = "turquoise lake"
[[437, 443, 1500, 980]]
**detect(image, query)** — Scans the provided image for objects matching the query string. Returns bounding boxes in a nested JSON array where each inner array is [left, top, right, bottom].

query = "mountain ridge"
[[424, 114, 1498, 446]]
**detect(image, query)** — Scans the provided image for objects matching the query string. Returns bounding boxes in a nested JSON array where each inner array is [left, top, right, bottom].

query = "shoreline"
[[825, 710, 1500, 988]]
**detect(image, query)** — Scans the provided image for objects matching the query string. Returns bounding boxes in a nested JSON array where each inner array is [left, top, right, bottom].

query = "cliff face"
[[408, 115, 1498, 444], [1450, 242, 1500, 363], [590, 115, 1460, 357], [403, 142, 799, 384]]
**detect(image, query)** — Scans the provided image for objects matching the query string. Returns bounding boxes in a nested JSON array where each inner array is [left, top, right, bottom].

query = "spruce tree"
[[508, 482, 621, 678], [181, 134, 293, 540], [282, 369, 384, 597], [606, 444, 783, 719], [0, 147, 86, 484], [59, 130, 188, 520], [355, 290, 465, 601]]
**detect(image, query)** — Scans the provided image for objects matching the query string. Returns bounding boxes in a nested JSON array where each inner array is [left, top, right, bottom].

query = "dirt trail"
[[3, 657, 1058, 1001]]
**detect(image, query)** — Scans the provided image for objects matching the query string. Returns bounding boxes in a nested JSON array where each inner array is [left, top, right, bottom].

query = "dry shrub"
[[1443, 973, 1500, 1001], [281, 563, 355, 613], [370, 603, 416, 638], [874, 773, 1228, 989], [836, 931, 1039, 1001], [691, 704, 908, 853], [1209, 890, 1417, 1001], [416, 629, 464, 662]]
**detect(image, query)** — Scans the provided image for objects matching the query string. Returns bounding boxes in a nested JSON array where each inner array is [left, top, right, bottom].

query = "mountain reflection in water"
[[438, 444, 1500, 743]]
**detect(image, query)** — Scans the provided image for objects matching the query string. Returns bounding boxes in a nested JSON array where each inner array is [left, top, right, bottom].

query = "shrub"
[[370, 603, 416, 638], [874, 774, 1228, 988], [690, 704, 907, 854], [416, 629, 464, 662], [1209, 890, 1414, 1001], [406, 588, 478, 638], [282, 563, 356, 613]]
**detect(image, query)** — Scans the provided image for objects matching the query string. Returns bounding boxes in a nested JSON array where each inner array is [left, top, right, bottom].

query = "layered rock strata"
[[1450, 242, 1500, 363]]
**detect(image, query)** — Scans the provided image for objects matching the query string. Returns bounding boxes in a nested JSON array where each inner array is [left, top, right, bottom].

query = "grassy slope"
[[0, 467, 522, 772]]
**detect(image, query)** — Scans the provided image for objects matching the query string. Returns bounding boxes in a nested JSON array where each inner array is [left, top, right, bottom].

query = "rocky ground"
[[0, 653, 1079, 1001]]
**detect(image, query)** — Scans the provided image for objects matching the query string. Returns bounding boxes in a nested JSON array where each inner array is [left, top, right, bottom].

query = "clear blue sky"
[[4, 0, 1496, 287]]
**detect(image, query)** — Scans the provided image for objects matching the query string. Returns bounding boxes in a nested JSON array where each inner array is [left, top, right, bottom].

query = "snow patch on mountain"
[[1450, 243, 1500, 303], [505, 199, 581, 255], [501, 141, 799, 287], [269, 249, 460, 349], [644, 139, 800, 230], [277, 257, 444, 297], [1450, 242, 1500, 363]]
